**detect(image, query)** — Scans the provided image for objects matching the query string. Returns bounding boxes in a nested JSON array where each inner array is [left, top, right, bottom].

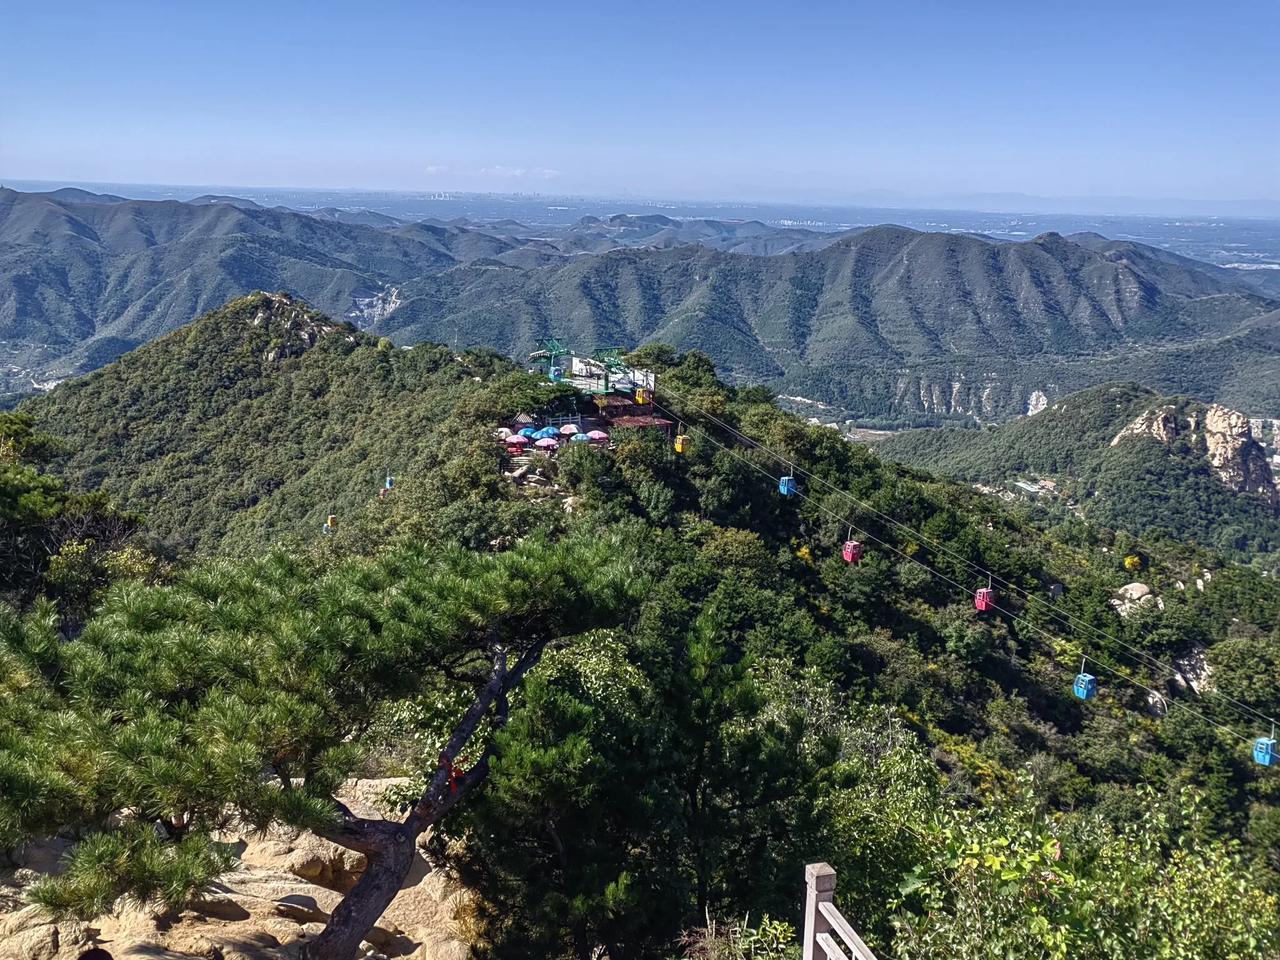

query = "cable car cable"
[[652, 385, 1279, 732], [652, 401, 1262, 746], [654, 382, 1186, 676], [655, 387, 1278, 733]]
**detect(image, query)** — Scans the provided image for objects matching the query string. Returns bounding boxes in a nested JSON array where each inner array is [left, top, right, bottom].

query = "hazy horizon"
[[4, 1, 1276, 213], [6, 177, 1280, 222]]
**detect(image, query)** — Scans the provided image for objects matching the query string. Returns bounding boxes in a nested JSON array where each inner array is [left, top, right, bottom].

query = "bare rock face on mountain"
[[1111, 399, 1279, 509], [1202, 404, 1279, 507], [1112, 404, 1181, 446], [877, 382, 1280, 557], [251, 292, 359, 363], [0, 780, 473, 960]]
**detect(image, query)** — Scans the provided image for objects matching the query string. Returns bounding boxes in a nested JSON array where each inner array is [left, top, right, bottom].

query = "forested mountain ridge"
[[878, 382, 1280, 558], [0, 187, 529, 390], [376, 226, 1277, 413], [7, 293, 1280, 958], [16, 291, 561, 553], [3, 187, 1278, 422]]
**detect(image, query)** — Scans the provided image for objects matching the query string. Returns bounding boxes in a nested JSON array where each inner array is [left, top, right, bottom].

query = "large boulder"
[[1110, 581, 1155, 618]]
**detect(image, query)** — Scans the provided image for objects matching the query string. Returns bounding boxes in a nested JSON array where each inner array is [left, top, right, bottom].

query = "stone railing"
[[802, 863, 879, 960]]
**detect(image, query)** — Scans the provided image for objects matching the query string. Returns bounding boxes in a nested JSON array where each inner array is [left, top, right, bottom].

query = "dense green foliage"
[[0, 530, 641, 889], [0, 412, 141, 611], [21, 292, 581, 553], [4, 302, 1280, 959], [879, 383, 1280, 559]]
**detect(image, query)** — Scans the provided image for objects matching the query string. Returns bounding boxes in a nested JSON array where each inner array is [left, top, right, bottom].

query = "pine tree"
[[1, 531, 643, 960]]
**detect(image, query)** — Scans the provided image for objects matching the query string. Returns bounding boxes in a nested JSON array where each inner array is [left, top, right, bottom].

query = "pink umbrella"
[[586, 430, 609, 441], [505, 434, 531, 445], [559, 423, 581, 435], [534, 437, 560, 449]]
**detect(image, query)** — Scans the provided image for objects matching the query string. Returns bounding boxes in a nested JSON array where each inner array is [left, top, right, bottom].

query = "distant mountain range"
[[877, 383, 1280, 557], [2, 186, 1278, 419]]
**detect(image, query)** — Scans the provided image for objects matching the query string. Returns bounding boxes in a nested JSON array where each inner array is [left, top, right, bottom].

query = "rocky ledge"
[[0, 780, 472, 960]]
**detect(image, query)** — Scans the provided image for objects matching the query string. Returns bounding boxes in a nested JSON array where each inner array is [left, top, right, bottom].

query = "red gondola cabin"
[[974, 587, 996, 612], [842, 540, 864, 564]]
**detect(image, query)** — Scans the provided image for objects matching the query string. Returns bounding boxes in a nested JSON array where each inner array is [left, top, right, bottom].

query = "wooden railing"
[[802, 863, 880, 960]]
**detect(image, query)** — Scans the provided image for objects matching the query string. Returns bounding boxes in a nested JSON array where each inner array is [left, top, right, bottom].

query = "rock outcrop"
[[1112, 404, 1181, 447], [248, 292, 358, 363], [0, 780, 473, 960], [1202, 404, 1279, 506], [1111, 581, 1156, 618], [1111, 399, 1279, 509]]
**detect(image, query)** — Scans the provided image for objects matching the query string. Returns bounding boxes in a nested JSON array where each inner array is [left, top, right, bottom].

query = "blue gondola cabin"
[[1073, 673, 1097, 700], [842, 540, 864, 564], [385, 475, 394, 490], [974, 587, 996, 612], [1255, 737, 1276, 767], [779, 476, 797, 496]]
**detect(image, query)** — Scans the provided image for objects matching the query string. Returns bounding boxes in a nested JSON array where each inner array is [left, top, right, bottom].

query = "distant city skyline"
[[3, 0, 1277, 213]]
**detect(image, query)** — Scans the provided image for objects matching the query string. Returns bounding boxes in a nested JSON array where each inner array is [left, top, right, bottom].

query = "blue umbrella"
[[571, 433, 591, 442], [518, 426, 538, 437], [534, 427, 560, 439]]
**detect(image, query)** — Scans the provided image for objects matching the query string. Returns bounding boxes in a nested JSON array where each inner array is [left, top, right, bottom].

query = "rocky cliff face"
[[789, 369, 1066, 423], [1202, 404, 1279, 506], [1112, 400, 1279, 508], [875, 372, 1062, 420], [248, 292, 357, 363], [346, 284, 403, 330]]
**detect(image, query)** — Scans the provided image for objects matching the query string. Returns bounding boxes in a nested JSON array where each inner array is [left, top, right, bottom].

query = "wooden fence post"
[[803, 862, 837, 960]]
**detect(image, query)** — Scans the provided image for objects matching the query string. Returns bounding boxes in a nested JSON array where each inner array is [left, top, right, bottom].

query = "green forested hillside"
[[878, 383, 1280, 558], [0, 187, 516, 387], [6, 297, 1280, 959], [20, 292, 580, 553], [0, 412, 140, 611]]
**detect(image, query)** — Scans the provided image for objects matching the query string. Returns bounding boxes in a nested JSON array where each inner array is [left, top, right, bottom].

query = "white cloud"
[[478, 165, 561, 180], [423, 164, 450, 175]]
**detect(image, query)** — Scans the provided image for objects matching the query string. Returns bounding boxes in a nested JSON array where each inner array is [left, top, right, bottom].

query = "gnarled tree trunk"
[[307, 822, 417, 959], [305, 646, 536, 960]]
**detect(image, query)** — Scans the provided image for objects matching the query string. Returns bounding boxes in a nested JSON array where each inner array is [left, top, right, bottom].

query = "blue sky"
[[2, 0, 1276, 206]]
